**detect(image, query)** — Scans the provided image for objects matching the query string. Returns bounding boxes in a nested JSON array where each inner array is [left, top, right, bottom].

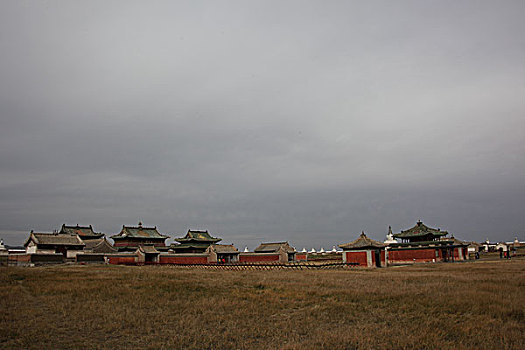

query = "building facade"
[[24, 231, 85, 258], [171, 230, 221, 253], [111, 222, 169, 251], [339, 232, 386, 267]]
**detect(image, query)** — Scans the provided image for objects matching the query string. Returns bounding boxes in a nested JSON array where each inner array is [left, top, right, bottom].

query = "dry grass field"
[[1, 260, 524, 349]]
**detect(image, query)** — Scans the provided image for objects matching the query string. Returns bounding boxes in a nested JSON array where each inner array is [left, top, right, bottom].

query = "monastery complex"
[[1, 221, 523, 267]]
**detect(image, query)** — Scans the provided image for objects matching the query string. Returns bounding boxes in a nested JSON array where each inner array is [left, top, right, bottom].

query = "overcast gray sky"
[[1, 1, 524, 248]]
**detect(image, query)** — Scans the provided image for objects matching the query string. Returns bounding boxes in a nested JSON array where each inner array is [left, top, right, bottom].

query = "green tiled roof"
[[111, 224, 169, 240], [170, 242, 212, 250], [60, 224, 104, 239], [393, 221, 448, 239], [175, 230, 221, 244]]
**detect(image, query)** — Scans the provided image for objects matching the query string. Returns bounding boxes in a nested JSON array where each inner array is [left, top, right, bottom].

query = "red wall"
[[14, 254, 31, 262], [239, 254, 280, 263], [452, 247, 467, 260], [159, 255, 208, 264], [107, 256, 136, 265], [295, 253, 307, 261], [371, 250, 386, 266], [345, 251, 368, 266], [389, 249, 438, 263]]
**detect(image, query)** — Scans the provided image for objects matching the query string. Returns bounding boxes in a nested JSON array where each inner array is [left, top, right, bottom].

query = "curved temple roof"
[[393, 221, 448, 239], [111, 224, 170, 240], [339, 232, 385, 250], [175, 230, 221, 243], [60, 224, 104, 239]]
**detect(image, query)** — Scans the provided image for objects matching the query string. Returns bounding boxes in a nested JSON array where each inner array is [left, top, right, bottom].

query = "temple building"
[[387, 221, 469, 264], [24, 231, 85, 258], [60, 224, 104, 241], [393, 221, 448, 243], [170, 230, 221, 253], [250, 242, 297, 262], [111, 222, 169, 251], [339, 232, 386, 267], [206, 244, 240, 263], [136, 245, 161, 264]]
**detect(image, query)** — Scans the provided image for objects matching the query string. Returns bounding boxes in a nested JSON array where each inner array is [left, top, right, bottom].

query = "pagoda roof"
[[60, 224, 104, 239], [175, 230, 221, 243], [254, 242, 295, 253], [339, 232, 385, 250], [111, 223, 169, 240], [393, 221, 448, 239], [24, 232, 85, 247]]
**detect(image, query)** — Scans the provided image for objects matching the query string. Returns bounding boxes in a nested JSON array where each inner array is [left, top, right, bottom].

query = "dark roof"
[[5, 245, 25, 251], [84, 238, 117, 253], [254, 242, 295, 253], [209, 244, 239, 254], [111, 223, 169, 240], [60, 224, 104, 239], [446, 236, 469, 246], [339, 232, 385, 250], [393, 221, 448, 239], [25, 232, 85, 247], [175, 230, 221, 243], [171, 242, 211, 249]]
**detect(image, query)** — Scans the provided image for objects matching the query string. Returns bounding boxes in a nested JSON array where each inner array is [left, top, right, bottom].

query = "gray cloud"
[[1, 1, 524, 247]]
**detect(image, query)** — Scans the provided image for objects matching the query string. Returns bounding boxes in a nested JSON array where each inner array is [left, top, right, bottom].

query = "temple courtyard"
[[1, 259, 524, 349]]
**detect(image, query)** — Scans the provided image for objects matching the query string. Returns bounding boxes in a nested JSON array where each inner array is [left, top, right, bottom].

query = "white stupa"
[[319, 247, 325, 254], [301, 248, 307, 253], [309, 248, 316, 254], [331, 246, 337, 253], [384, 226, 398, 244], [0, 239, 7, 255], [243, 246, 249, 253]]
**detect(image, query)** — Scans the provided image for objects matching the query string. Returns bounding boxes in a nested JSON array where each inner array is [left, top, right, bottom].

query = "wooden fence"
[[138, 262, 358, 270]]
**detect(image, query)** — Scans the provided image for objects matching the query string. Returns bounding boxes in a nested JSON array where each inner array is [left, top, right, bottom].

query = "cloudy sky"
[[1, 1, 524, 248]]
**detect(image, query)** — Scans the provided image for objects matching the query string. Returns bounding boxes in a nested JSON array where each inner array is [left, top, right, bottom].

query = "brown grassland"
[[1, 259, 524, 349]]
